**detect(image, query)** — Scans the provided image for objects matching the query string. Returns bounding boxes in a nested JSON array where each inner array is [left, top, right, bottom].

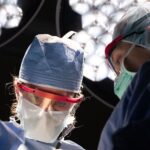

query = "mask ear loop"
[[108, 57, 118, 76], [108, 43, 135, 78], [123, 42, 136, 58], [62, 31, 76, 39], [121, 43, 136, 72]]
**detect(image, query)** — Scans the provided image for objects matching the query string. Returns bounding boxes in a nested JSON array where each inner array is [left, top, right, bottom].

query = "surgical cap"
[[19, 33, 84, 92], [113, 2, 150, 49], [105, 2, 150, 58]]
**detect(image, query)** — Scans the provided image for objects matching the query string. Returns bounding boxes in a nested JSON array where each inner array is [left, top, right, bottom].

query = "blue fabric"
[[19, 34, 84, 92], [98, 61, 150, 150], [0, 121, 85, 150]]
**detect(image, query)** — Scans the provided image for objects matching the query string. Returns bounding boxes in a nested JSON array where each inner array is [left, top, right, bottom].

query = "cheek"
[[51, 101, 74, 111], [113, 62, 121, 75], [124, 48, 150, 72], [111, 53, 122, 74], [111, 47, 129, 74], [124, 56, 139, 72]]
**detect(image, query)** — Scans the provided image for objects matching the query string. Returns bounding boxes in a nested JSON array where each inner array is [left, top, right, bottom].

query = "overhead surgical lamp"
[[0, 0, 23, 33]]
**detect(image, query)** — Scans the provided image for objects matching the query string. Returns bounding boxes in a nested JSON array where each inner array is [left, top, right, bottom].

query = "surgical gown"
[[0, 120, 85, 150], [98, 61, 150, 150]]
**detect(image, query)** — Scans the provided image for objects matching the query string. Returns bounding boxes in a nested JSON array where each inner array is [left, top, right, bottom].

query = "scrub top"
[[0, 120, 85, 150], [98, 61, 150, 150]]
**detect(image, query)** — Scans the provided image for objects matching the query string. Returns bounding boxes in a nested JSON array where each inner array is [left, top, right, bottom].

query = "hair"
[[6, 76, 18, 121], [9, 76, 83, 120]]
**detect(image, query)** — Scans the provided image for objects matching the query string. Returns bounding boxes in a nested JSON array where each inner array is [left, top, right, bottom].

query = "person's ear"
[[111, 42, 132, 75]]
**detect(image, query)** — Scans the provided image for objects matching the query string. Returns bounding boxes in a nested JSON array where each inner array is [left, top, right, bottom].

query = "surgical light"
[[0, 0, 23, 33], [69, 0, 144, 81]]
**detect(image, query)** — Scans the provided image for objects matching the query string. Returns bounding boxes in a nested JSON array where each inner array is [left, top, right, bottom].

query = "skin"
[[111, 41, 150, 75], [15, 80, 76, 112]]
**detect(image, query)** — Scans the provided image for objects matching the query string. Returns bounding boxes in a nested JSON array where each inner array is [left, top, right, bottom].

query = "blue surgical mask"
[[114, 61, 136, 99]]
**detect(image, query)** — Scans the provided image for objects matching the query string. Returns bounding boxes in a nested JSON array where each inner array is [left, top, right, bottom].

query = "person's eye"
[[52, 101, 71, 111], [55, 102, 68, 107]]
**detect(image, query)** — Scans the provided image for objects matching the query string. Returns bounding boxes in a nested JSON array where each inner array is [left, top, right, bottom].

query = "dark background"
[[0, 0, 119, 149]]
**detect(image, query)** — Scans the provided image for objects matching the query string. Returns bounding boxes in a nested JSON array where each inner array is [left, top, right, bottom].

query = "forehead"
[[111, 42, 132, 57], [111, 41, 150, 57]]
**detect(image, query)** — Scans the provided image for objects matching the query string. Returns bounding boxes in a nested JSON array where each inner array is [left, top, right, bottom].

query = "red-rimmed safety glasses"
[[16, 83, 83, 104], [105, 35, 123, 74]]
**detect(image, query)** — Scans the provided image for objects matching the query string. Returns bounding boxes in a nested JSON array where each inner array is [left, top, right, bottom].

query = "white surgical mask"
[[16, 97, 74, 143]]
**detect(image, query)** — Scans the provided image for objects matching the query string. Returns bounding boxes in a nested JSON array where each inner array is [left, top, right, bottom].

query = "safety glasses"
[[16, 82, 83, 111], [16, 83, 83, 103]]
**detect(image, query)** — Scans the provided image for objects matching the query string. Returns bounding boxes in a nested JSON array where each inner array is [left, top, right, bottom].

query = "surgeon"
[[0, 33, 85, 150], [98, 2, 150, 150]]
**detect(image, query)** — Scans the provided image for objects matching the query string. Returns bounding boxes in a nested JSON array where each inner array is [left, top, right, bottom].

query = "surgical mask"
[[113, 43, 136, 99], [114, 61, 136, 99], [16, 97, 75, 143]]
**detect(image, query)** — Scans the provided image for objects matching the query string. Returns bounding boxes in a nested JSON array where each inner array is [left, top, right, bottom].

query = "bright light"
[[83, 64, 97, 81], [100, 4, 115, 16], [111, 10, 126, 22], [83, 57, 109, 81], [0, 0, 23, 32], [69, 0, 140, 81], [86, 25, 103, 38], [72, 30, 91, 44], [119, 0, 135, 8], [93, 0, 106, 6], [71, 3, 90, 15], [3, 4, 23, 28], [136, 0, 148, 2], [108, 69, 116, 81], [84, 39, 95, 57], [95, 43, 105, 57], [95, 61, 109, 81], [3, 0, 18, 4], [82, 12, 96, 28], [0, 8, 7, 27]]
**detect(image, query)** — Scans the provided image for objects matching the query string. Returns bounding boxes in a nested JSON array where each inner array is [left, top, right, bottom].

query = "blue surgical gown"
[[0, 120, 85, 150], [98, 61, 150, 150]]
